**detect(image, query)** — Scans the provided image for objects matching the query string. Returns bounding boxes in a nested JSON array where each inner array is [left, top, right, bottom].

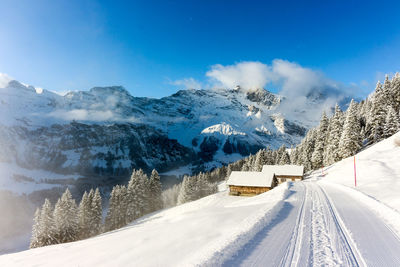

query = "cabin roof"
[[227, 171, 275, 187], [261, 165, 304, 176]]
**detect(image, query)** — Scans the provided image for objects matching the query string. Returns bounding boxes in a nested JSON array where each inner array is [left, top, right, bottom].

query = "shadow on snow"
[[222, 186, 298, 266]]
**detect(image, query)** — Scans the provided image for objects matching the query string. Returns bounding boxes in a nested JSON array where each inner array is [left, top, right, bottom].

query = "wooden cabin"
[[227, 171, 278, 196], [262, 165, 304, 184]]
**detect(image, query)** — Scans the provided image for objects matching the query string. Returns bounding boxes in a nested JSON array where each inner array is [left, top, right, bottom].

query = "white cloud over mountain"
[[174, 59, 353, 98], [269, 59, 340, 96], [0, 73, 12, 88], [172, 59, 354, 119], [206, 61, 270, 90]]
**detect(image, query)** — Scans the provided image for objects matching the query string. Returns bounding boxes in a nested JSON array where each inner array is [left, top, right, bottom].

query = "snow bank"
[[199, 183, 289, 266], [317, 131, 400, 211], [320, 181, 400, 239], [314, 131, 400, 236]]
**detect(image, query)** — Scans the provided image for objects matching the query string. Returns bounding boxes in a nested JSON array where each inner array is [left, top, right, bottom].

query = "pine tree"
[[87, 189, 95, 234], [126, 169, 147, 222], [118, 185, 128, 227], [215, 166, 227, 182], [197, 172, 212, 198], [177, 176, 197, 205], [40, 198, 56, 246], [105, 186, 118, 231], [369, 82, 387, 143], [29, 208, 41, 248], [177, 176, 190, 205], [268, 147, 275, 165], [143, 172, 151, 215], [149, 169, 163, 212], [162, 183, 182, 208], [275, 145, 286, 164], [278, 150, 290, 165], [90, 188, 102, 236], [339, 99, 361, 158], [226, 165, 233, 180], [311, 112, 329, 169], [391, 73, 400, 113], [324, 104, 343, 165], [53, 188, 79, 243], [294, 145, 303, 165], [359, 99, 370, 129], [383, 74, 393, 106], [302, 129, 316, 171], [78, 191, 91, 239], [289, 146, 297, 164], [105, 185, 126, 231], [384, 107, 399, 138], [271, 150, 278, 165], [241, 159, 251, 171], [253, 150, 265, 171]]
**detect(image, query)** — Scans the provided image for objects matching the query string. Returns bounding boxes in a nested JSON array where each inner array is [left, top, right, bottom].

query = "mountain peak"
[[246, 87, 280, 107], [5, 80, 37, 93], [89, 86, 131, 96]]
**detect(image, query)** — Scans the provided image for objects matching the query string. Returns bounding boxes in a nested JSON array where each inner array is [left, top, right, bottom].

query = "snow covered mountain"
[[0, 80, 349, 194]]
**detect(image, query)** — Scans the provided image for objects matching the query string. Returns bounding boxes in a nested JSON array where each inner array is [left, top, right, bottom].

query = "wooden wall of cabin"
[[229, 185, 271, 196], [276, 175, 303, 184]]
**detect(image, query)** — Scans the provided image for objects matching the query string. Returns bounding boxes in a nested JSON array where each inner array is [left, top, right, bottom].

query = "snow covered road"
[[219, 180, 400, 267], [321, 181, 400, 267]]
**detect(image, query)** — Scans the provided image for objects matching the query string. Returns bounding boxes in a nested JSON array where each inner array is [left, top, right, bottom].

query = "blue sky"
[[0, 0, 399, 98]]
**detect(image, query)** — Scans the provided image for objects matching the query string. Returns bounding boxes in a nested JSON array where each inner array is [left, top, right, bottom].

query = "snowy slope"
[[2, 132, 400, 266], [0, 183, 290, 266], [318, 131, 400, 211]]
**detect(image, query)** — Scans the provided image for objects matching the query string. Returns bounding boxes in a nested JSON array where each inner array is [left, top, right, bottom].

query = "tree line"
[[30, 169, 163, 248]]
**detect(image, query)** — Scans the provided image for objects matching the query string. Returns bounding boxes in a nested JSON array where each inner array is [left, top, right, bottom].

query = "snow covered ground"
[[320, 132, 400, 212], [1, 132, 400, 266], [0, 183, 290, 266]]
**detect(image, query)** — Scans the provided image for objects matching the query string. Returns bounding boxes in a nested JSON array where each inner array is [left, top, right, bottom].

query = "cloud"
[[47, 109, 118, 121], [262, 60, 345, 120], [47, 93, 142, 123], [204, 59, 343, 97], [0, 73, 12, 88], [171, 78, 202, 89], [268, 59, 338, 96], [50, 90, 70, 96], [206, 61, 270, 90]]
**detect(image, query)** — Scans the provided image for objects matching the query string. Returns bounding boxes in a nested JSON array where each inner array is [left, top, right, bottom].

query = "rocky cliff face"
[[0, 123, 193, 176]]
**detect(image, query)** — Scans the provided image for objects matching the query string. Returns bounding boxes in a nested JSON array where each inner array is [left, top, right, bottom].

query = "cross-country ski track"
[[220, 179, 400, 267]]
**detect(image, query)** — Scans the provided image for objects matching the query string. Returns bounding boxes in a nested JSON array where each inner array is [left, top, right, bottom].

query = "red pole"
[[354, 156, 357, 187]]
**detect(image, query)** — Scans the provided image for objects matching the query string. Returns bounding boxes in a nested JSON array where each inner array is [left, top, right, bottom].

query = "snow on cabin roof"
[[227, 171, 275, 187], [262, 165, 304, 176]]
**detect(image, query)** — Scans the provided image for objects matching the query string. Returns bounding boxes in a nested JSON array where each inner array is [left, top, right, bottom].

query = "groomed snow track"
[[218, 180, 400, 267], [279, 183, 307, 267], [310, 183, 362, 267]]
